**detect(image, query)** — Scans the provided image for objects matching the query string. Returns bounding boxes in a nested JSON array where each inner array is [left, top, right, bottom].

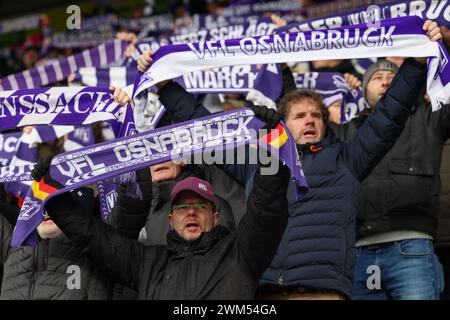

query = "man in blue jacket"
[[137, 20, 441, 299]]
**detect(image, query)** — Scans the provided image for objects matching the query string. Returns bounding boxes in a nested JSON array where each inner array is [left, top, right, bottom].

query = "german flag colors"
[[259, 124, 288, 149], [31, 178, 60, 201]]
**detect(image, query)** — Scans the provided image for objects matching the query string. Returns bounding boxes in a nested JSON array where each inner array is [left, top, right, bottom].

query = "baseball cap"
[[170, 177, 217, 207]]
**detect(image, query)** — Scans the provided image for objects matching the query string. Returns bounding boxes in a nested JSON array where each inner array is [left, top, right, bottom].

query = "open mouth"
[[154, 165, 169, 173], [185, 222, 200, 232], [378, 91, 387, 100], [303, 129, 316, 137]]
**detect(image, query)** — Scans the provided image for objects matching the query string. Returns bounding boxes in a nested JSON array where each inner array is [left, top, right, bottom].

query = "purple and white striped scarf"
[[134, 16, 450, 111], [0, 87, 133, 134], [11, 108, 308, 246], [0, 87, 136, 222], [278, 0, 450, 32], [76, 62, 364, 128], [0, 86, 135, 184], [4, 126, 75, 199], [4, 125, 97, 200], [77, 67, 137, 88], [0, 40, 127, 91]]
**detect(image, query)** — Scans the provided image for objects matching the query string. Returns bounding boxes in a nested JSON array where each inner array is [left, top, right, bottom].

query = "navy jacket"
[[157, 58, 427, 298]]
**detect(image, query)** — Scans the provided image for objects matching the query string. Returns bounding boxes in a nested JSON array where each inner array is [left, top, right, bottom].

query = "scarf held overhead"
[[0, 86, 135, 184], [0, 86, 134, 134], [134, 16, 450, 111], [0, 40, 127, 91], [11, 108, 308, 246]]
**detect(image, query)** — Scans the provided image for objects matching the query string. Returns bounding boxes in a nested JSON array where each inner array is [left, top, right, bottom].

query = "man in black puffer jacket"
[[36, 155, 291, 299], [0, 188, 113, 300]]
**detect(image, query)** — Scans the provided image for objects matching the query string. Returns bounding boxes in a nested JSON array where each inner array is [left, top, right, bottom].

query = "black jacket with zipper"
[[45, 163, 290, 299], [332, 97, 450, 239]]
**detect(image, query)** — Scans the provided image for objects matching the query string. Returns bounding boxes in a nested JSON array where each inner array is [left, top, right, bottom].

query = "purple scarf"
[[134, 16, 450, 111], [0, 40, 127, 91], [0, 86, 134, 135], [278, 0, 450, 32], [11, 108, 308, 246]]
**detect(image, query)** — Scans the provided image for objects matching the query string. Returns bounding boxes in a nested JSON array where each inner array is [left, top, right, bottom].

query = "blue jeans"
[[352, 239, 444, 300]]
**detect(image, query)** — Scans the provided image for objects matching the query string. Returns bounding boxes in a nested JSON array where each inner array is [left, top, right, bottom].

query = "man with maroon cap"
[[33, 156, 291, 299], [168, 177, 220, 242]]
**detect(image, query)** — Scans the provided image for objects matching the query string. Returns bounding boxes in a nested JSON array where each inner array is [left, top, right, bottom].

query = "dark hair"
[[277, 89, 329, 125]]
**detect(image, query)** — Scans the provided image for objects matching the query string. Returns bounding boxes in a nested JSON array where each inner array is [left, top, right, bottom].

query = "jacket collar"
[[166, 225, 230, 256], [297, 127, 339, 155]]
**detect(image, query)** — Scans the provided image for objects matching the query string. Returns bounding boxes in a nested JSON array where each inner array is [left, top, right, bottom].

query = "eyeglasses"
[[172, 203, 211, 213]]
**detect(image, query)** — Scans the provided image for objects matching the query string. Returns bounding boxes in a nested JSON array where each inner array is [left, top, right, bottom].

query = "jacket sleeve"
[[46, 192, 146, 290], [234, 161, 290, 279], [0, 210, 13, 289], [343, 58, 427, 181], [429, 103, 450, 141], [106, 169, 153, 240], [278, 64, 297, 103], [0, 202, 19, 226], [158, 81, 211, 123]]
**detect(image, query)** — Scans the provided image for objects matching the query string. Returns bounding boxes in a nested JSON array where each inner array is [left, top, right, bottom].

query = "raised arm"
[[45, 192, 146, 289], [344, 20, 442, 180], [138, 50, 210, 122], [343, 58, 427, 181], [234, 160, 290, 279], [106, 168, 153, 240]]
